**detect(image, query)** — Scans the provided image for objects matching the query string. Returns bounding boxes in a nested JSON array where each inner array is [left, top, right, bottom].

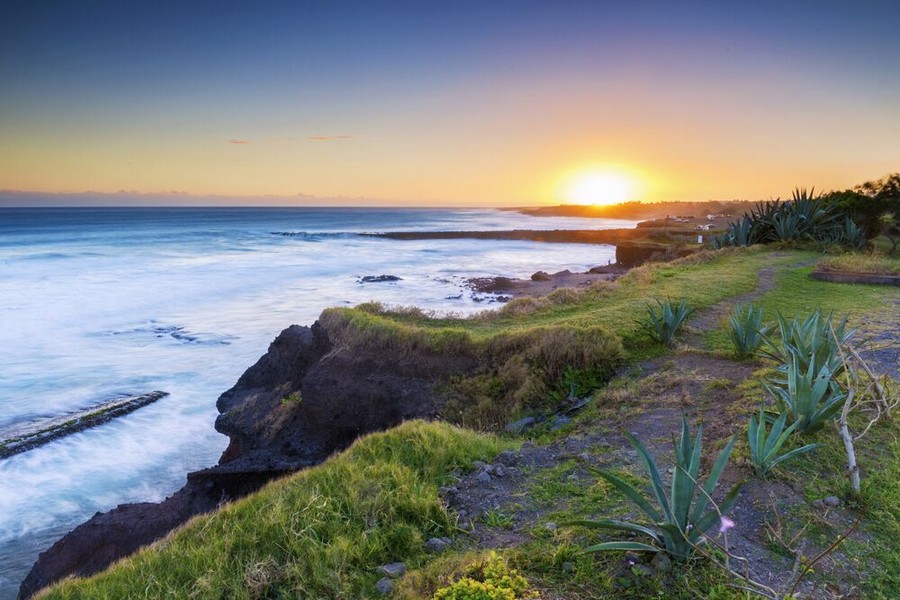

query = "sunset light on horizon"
[[2, 1, 898, 206]]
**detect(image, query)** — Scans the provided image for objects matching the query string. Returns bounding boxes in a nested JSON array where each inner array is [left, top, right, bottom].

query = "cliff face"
[[21, 320, 474, 599]]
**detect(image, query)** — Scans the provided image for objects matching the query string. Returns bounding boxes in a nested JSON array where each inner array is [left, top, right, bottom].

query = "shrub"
[[433, 552, 532, 600], [747, 406, 819, 478], [643, 299, 695, 346], [728, 304, 771, 359], [568, 418, 741, 561]]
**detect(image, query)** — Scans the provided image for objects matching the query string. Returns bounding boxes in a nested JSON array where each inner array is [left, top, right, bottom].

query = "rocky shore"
[[20, 234, 679, 598], [20, 320, 479, 598]]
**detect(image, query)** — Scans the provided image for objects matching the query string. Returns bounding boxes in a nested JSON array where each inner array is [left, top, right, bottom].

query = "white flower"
[[718, 516, 735, 534]]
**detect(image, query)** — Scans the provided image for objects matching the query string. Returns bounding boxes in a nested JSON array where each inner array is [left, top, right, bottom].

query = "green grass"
[[816, 252, 900, 275], [704, 258, 898, 354], [40, 421, 507, 599], [339, 247, 786, 351], [775, 414, 900, 598]]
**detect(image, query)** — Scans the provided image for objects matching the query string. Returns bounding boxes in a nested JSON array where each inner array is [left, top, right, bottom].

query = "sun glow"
[[564, 170, 637, 206]]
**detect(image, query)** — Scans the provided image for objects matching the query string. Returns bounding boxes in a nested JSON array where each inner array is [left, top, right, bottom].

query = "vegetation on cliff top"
[[38, 244, 899, 599]]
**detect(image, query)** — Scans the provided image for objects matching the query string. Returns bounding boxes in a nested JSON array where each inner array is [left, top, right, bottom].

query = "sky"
[[1, 0, 898, 206]]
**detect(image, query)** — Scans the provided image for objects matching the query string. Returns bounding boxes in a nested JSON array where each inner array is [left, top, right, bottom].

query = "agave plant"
[[764, 349, 845, 434], [747, 406, 819, 478], [839, 216, 868, 250], [728, 304, 772, 359], [568, 419, 741, 560], [643, 299, 695, 346], [762, 310, 854, 377]]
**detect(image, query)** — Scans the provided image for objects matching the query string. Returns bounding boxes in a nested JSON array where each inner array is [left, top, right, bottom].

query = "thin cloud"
[[308, 135, 353, 141], [228, 139, 251, 145]]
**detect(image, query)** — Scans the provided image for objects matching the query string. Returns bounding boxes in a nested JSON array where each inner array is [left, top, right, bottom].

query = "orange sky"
[[2, 2, 898, 206]]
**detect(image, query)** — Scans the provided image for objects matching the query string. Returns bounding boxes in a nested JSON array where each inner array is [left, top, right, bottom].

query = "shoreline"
[[466, 264, 627, 299]]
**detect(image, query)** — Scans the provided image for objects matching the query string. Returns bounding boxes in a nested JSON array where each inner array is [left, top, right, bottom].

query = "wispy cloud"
[[228, 139, 251, 145], [308, 135, 353, 141]]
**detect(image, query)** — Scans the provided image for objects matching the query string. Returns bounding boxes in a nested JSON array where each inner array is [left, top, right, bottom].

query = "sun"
[[564, 170, 636, 206]]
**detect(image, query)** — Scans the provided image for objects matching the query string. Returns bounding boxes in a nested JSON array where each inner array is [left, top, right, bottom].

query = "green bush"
[[433, 552, 532, 600]]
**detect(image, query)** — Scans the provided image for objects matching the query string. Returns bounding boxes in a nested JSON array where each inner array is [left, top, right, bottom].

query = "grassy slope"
[[40, 422, 507, 599], [331, 247, 795, 354], [40, 248, 898, 599]]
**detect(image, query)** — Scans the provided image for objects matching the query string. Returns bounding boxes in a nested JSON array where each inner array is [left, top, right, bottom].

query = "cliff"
[[20, 320, 477, 598]]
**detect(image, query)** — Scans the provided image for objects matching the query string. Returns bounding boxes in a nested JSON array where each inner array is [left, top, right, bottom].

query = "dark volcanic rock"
[[22, 320, 477, 598], [358, 274, 402, 283]]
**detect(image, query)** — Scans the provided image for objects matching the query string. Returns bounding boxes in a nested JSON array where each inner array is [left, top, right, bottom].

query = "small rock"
[[651, 553, 672, 573], [632, 564, 653, 577], [491, 465, 506, 478], [520, 441, 535, 451], [378, 562, 407, 578], [426, 537, 450, 553], [624, 551, 648, 565], [823, 496, 841, 507], [545, 522, 558, 531], [599, 440, 612, 448], [812, 499, 826, 510], [475, 471, 492, 485], [473, 460, 487, 470], [457, 509, 468, 519], [577, 452, 591, 462], [551, 415, 572, 431], [505, 417, 537, 434], [496, 450, 519, 465], [531, 271, 552, 281], [561, 561, 575, 573], [375, 577, 393, 595]]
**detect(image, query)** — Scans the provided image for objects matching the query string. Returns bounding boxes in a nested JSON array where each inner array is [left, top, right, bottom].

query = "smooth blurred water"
[[0, 206, 634, 597]]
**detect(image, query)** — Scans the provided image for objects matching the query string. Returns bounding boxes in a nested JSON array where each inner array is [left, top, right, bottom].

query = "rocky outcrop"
[[22, 319, 476, 599]]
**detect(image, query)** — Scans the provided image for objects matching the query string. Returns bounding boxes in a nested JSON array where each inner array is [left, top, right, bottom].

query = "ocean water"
[[0, 206, 635, 596]]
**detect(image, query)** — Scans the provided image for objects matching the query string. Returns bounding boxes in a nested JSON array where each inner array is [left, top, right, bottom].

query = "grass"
[[39, 421, 507, 599], [704, 257, 898, 354], [774, 413, 900, 598], [816, 252, 900, 275], [38, 247, 899, 599]]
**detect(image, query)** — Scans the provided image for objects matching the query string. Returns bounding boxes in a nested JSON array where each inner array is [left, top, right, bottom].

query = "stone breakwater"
[[0, 392, 168, 460]]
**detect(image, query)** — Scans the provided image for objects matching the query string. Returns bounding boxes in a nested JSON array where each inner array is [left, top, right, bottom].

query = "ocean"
[[0, 206, 635, 597]]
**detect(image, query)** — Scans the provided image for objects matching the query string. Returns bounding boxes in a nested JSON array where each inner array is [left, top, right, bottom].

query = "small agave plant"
[[747, 406, 819, 478], [570, 419, 741, 561], [644, 299, 695, 347], [728, 304, 772, 359], [764, 349, 845, 434]]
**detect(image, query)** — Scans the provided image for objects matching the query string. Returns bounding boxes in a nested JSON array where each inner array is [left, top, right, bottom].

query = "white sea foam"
[[0, 207, 634, 597]]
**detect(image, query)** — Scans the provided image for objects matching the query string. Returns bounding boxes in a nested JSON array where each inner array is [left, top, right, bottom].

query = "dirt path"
[[439, 353, 861, 598]]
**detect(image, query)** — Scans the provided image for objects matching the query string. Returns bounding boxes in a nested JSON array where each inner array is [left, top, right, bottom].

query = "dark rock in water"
[[531, 271, 551, 281], [23, 320, 480, 598], [358, 274, 402, 283]]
